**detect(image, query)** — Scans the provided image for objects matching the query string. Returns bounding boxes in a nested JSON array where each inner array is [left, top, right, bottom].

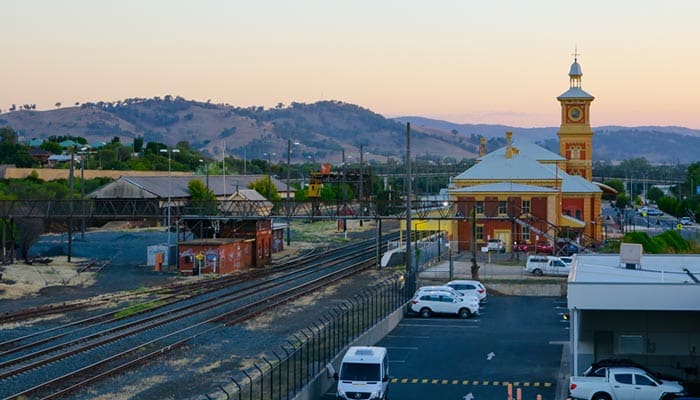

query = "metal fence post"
[[280, 345, 291, 400], [262, 357, 274, 400], [230, 377, 242, 400], [286, 340, 297, 395], [272, 350, 283, 400], [293, 334, 304, 389], [311, 321, 322, 374], [242, 370, 254, 400], [321, 314, 333, 363], [300, 329, 311, 381], [217, 385, 230, 400], [338, 303, 349, 347], [320, 316, 330, 364], [253, 364, 264, 400]]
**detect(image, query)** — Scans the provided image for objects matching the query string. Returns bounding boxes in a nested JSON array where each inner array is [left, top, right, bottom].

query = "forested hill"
[[1, 97, 698, 164], [0, 98, 480, 164]]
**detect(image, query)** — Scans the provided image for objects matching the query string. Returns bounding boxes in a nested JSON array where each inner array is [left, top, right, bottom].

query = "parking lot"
[[323, 295, 569, 400]]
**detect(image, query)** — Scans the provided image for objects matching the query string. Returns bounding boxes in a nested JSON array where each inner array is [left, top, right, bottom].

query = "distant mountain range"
[[1, 97, 699, 164]]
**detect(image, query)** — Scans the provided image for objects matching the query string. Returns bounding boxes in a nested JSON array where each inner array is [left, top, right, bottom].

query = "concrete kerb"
[[291, 303, 406, 400]]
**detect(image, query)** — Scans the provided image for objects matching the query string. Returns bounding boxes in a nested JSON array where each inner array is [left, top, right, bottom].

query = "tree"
[[615, 193, 630, 209], [646, 186, 664, 203], [15, 217, 44, 261], [248, 176, 280, 201], [55, 102, 61, 108], [603, 179, 625, 201], [1, 126, 18, 144], [187, 179, 217, 215], [133, 136, 144, 153]]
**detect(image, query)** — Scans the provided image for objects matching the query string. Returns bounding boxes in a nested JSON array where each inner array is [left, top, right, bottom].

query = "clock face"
[[568, 106, 584, 122]]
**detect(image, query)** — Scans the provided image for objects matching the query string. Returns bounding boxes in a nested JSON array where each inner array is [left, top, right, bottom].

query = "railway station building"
[[445, 57, 608, 253]]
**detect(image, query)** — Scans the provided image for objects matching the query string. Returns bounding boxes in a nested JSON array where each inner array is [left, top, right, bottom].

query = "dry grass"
[[0, 256, 93, 300]]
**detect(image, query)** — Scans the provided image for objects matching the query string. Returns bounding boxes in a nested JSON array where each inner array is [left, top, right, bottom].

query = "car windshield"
[[339, 362, 380, 381]]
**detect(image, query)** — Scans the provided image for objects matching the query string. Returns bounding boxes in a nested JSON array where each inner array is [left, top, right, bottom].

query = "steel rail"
[[0, 245, 373, 375], [4, 251, 377, 400]]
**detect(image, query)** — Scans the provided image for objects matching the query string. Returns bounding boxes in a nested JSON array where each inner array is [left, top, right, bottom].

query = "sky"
[[2, 0, 700, 128]]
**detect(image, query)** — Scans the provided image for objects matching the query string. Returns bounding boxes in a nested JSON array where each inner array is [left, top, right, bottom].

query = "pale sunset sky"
[[2, 0, 700, 128]]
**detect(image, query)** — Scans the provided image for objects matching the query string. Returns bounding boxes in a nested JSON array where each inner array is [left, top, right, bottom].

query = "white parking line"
[[387, 335, 430, 339], [399, 323, 479, 329]]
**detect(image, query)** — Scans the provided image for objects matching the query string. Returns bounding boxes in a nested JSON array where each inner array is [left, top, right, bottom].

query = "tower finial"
[[572, 46, 580, 62]]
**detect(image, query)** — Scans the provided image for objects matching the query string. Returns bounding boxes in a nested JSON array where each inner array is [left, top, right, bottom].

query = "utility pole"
[[405, 123, 414, 294], [67, 147, 74, 262], [286, 139, 291, 246]]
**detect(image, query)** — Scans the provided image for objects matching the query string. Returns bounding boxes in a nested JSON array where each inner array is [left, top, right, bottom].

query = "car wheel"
[[420, 308, 432, 318], [660, 394, 675, 400], [458, 308, 472, 319], [533, 268, 543, 277], [592, 392, 612, 400]]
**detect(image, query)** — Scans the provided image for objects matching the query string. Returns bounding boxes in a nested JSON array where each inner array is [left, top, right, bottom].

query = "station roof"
[[568, 254, 700, 311], [89, 175, 289, 199], [448, 182, 557, 194], [478, 139, 565, 163]]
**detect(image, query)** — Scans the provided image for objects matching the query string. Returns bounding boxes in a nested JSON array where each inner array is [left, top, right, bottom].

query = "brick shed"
[[178, 238, 254, 275]]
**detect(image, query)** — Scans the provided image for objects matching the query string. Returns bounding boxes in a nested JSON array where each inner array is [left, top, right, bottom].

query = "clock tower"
[[557, 55, 595, 181]]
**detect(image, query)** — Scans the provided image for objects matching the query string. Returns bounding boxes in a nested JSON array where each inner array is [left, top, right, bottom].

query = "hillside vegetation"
[[0, 98, 480, 164], [5, 96, 700, 164]]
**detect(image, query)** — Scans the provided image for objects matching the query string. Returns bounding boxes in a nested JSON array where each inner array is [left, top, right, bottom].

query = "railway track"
[[0, 233, 398, 399]]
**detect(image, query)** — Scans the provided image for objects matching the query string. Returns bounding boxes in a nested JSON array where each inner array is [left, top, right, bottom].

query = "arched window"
[[569, 145, 582, 160]]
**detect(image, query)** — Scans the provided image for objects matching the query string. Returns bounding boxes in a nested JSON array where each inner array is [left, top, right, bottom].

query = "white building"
[[568, 252, 700, 383]]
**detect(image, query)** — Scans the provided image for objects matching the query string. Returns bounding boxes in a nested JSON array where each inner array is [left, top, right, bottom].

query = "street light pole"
[[160, 147, 180, 264], [286, 139, 291, 246], [80, 147, 87, 240]]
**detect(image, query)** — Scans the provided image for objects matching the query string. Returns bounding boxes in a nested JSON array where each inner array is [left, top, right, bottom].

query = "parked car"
[[558, 242, 581, 256], [569, 366, 685, 400], [515, 242, 553, 253], [524, 255, 571, 277], [584, 359, 681, 382], [487, 238, 505, 252], [409, 291, 479, 319], [536, 242, 554, 253], [445, 280, 487, 302], [637, 206, 664, 216], [415, 285, 469, 300], [681, 216, 694, 226], [559, 256, 574, 267], [514, 243, 533, 252]]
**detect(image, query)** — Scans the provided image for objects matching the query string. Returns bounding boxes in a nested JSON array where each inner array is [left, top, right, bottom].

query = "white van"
[[335, 346, 389, 400], [524, 255, 570, 276]]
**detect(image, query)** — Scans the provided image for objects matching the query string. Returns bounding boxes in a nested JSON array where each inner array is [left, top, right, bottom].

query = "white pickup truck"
[[569, 366, 685, 400]]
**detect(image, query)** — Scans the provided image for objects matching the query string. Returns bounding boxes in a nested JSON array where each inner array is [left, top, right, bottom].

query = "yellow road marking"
[[390, 378, 554, 387]]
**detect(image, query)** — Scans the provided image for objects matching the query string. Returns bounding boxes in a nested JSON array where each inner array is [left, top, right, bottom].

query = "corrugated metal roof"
[[478, 139, 565, 162], [448, 182, 557, 193], [89, 175, 289, 199], [455, 152, 558, 181]]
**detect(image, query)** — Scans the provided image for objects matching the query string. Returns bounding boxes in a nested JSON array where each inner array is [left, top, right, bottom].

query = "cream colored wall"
[[1, 167, 193, 180]]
